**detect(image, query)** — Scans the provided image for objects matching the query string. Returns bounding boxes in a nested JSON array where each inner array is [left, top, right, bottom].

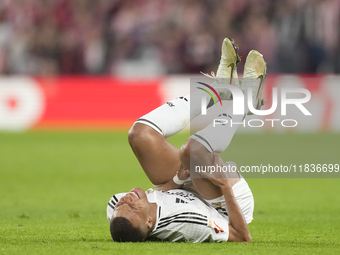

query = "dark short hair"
[[110, 217, 148, 242]]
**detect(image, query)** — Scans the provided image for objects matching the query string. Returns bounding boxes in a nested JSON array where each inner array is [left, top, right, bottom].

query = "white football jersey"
[[107, 189, 230, 243]]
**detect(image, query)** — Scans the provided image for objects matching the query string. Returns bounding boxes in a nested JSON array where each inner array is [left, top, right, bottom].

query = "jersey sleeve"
[[106, 192, 127, 222]]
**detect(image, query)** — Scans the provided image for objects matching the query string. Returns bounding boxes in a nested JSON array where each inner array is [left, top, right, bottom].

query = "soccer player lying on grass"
[[107, 38, 267, 242]]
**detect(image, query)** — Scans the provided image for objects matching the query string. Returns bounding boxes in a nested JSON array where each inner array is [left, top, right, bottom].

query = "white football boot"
[[241, 50, 267, 114], [201, 38, 241, 100]]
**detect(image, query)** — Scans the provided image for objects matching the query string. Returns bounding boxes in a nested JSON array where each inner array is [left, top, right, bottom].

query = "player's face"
[[112, 187, 151, 229]]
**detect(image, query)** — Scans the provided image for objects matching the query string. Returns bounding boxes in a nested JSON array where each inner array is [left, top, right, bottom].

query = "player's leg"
[[128, 121, 182, 186], [129, 38, 240, 185], [180, 114, 244, 199], [128, 92, 224, 185], [180, 49, 267, 199]]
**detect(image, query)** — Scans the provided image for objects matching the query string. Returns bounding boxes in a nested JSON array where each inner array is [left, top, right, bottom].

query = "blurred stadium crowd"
[[0, 0, 339, 76]]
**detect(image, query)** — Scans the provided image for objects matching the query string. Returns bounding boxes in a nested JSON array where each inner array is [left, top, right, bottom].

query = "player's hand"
[[199, 170, 231, 188], [197, 152, 234, 188], [177, 165, 190, 180]]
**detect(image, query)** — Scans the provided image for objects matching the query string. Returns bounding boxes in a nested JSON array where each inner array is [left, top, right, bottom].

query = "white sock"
[[135, 91, 211, 137], [191, 107, 246, 153]]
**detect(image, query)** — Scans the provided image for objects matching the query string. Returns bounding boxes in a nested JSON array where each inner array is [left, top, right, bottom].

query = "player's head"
[[109, 187, 154, 242]]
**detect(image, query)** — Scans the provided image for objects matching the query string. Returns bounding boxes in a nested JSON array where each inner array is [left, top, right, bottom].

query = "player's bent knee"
[[128, 123, 151, 146], [128, 123, 140, 146], [128, 122, 163, 151]]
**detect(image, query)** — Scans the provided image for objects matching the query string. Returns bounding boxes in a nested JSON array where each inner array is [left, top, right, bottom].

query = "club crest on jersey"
[[208, 219, 225, 234]]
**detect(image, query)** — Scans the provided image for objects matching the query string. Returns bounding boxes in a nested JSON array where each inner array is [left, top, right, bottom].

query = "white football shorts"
[[206, 177, 254, 224]]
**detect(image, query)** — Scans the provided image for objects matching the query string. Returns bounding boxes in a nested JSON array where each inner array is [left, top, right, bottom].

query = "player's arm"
[[179, 139, 251, 242], [209, 177, 252, 242], [155, 167, 190, 191]]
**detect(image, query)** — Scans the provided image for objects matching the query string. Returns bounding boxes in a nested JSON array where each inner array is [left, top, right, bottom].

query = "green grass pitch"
[[0, 131, 339, 255]]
